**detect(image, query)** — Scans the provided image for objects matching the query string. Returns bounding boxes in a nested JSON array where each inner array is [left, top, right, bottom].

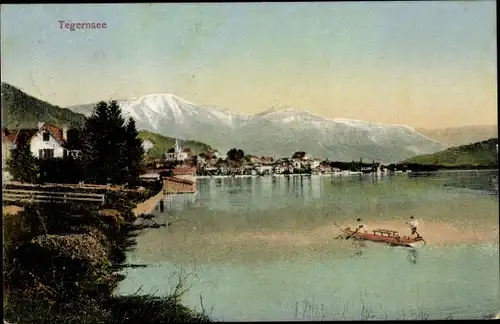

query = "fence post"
[[64, 194, 67, 203]]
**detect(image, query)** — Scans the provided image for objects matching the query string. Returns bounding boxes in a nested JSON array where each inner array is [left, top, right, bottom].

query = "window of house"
[[43, 132, 50, 141], [42, 149, 54, 159]]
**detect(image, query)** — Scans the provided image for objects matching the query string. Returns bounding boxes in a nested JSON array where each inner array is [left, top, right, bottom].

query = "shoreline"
[[132, 191, 165, 216], [195, 173, 379, 179], [194, 169, 498, 179]]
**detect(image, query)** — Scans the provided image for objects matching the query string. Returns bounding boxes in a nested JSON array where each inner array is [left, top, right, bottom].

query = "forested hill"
[[1, 82, 86, 129], [403, 138, 498, 167]]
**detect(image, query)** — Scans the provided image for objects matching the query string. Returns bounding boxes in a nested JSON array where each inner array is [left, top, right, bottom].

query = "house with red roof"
[[2, 122, 82, 160], [31, 122, 82, 159]]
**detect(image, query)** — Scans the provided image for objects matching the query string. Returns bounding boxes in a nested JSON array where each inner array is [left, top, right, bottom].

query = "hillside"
[[416, 125, 498, 147], [1, 82, 86, 129], [403, 138, 498, 167], [138, 130, 214, 159]]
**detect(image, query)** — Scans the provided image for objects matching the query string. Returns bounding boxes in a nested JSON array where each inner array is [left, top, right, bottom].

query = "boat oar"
[[345, 228, 359, 240], [415, 231, 427, 245]]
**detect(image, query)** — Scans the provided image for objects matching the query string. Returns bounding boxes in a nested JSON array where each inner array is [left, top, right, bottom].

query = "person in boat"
[[355, 218, 367, 233], [405, 215, 421, 238]]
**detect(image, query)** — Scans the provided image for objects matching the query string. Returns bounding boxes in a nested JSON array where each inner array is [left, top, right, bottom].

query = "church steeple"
[[174, 139, 181, 153]]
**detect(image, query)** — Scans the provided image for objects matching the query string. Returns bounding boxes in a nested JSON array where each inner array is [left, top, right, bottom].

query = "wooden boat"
[[341, 227, 426, 248]]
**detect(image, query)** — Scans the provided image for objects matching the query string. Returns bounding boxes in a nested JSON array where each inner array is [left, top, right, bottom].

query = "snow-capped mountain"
[[67, 94, 445, 162]]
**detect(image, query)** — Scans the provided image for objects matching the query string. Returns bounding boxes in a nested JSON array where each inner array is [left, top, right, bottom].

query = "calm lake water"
[[118, 171, 499, 320]]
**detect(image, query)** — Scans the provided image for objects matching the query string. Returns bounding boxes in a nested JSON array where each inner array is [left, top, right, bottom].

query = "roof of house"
[[2, 129, 38, 144], [162, 176, 195, 185], [172, 167, 197, 175], [40, 123, 66, 145]]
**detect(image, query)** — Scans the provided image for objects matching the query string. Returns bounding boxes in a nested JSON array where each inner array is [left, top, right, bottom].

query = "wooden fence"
[[2, 189, 105, 205]]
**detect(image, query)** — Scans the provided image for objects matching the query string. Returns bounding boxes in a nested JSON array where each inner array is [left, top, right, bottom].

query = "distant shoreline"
[[195, 169, 498, 180], [196, 173, 383, 179]]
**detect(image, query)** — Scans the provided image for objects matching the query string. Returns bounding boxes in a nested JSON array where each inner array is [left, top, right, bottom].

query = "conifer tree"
[[81, 101, 128, 184], [106, 101, 128, 184], [124, 117, 144, 182], [81, 102, 109, 184], [81, 101, 144, 185], [6, 133, 38, 183]]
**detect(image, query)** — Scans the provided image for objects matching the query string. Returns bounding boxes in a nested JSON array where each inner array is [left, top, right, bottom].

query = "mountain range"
[[3, 82, 496, 163], [68, 93, 449, 162]]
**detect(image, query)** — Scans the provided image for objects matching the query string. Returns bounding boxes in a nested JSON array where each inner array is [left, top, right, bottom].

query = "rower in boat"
[[405, 215, 421, 238], [356, 218, 367, 233]]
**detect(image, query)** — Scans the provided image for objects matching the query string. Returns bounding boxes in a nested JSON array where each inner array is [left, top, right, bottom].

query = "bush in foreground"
[[3, 200, 210, 324]]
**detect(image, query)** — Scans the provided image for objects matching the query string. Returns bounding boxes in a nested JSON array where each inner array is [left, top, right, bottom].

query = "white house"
[[2, 124, 81, 161], [310, 160, 320, 169], [165, 139, 188, 162], [31, 123, 81, 159], [273, 165, 286, 174], [256, 165, 274, 174]]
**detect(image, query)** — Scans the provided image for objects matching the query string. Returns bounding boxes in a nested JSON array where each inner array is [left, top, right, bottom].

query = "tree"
[[124, 117, 144, 182], [292, 151, 306, 159], [226, 148, 245, 162], [81, 101, 129, 185], [191, 155, 198, 166], [6, 133, 38, 183]]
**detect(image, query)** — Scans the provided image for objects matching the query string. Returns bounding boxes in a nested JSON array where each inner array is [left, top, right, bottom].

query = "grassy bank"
[[2, 194, 210, 324]]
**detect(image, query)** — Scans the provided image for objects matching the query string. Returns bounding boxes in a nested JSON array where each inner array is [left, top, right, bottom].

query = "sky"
[[1, 2, 497, 129]]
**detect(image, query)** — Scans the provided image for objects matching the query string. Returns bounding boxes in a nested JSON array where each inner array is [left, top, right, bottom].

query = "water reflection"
[[124, 171, 499, 321], [407, 248, 419, 265]]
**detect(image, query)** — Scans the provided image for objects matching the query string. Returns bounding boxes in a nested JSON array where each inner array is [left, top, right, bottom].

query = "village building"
[[292, 151, 310, 161], [196, 155, 207, 166], [260, 156, 274, 165], [165, 139, 189, 162], [307, 158, 321, 169], [273, 165, 287, 174], [248, 155, 261, 164]]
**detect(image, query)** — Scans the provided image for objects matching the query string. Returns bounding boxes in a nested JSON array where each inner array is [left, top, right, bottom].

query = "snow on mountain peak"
[[66, 91, 445, 161], [256, 106, 327, 124]]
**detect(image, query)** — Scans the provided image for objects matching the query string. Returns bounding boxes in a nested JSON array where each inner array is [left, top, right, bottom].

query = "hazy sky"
[[1, 2, 497, 128]]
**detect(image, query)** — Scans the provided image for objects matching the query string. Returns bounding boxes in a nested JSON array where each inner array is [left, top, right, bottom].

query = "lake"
[[118, 171, 499, 320]]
